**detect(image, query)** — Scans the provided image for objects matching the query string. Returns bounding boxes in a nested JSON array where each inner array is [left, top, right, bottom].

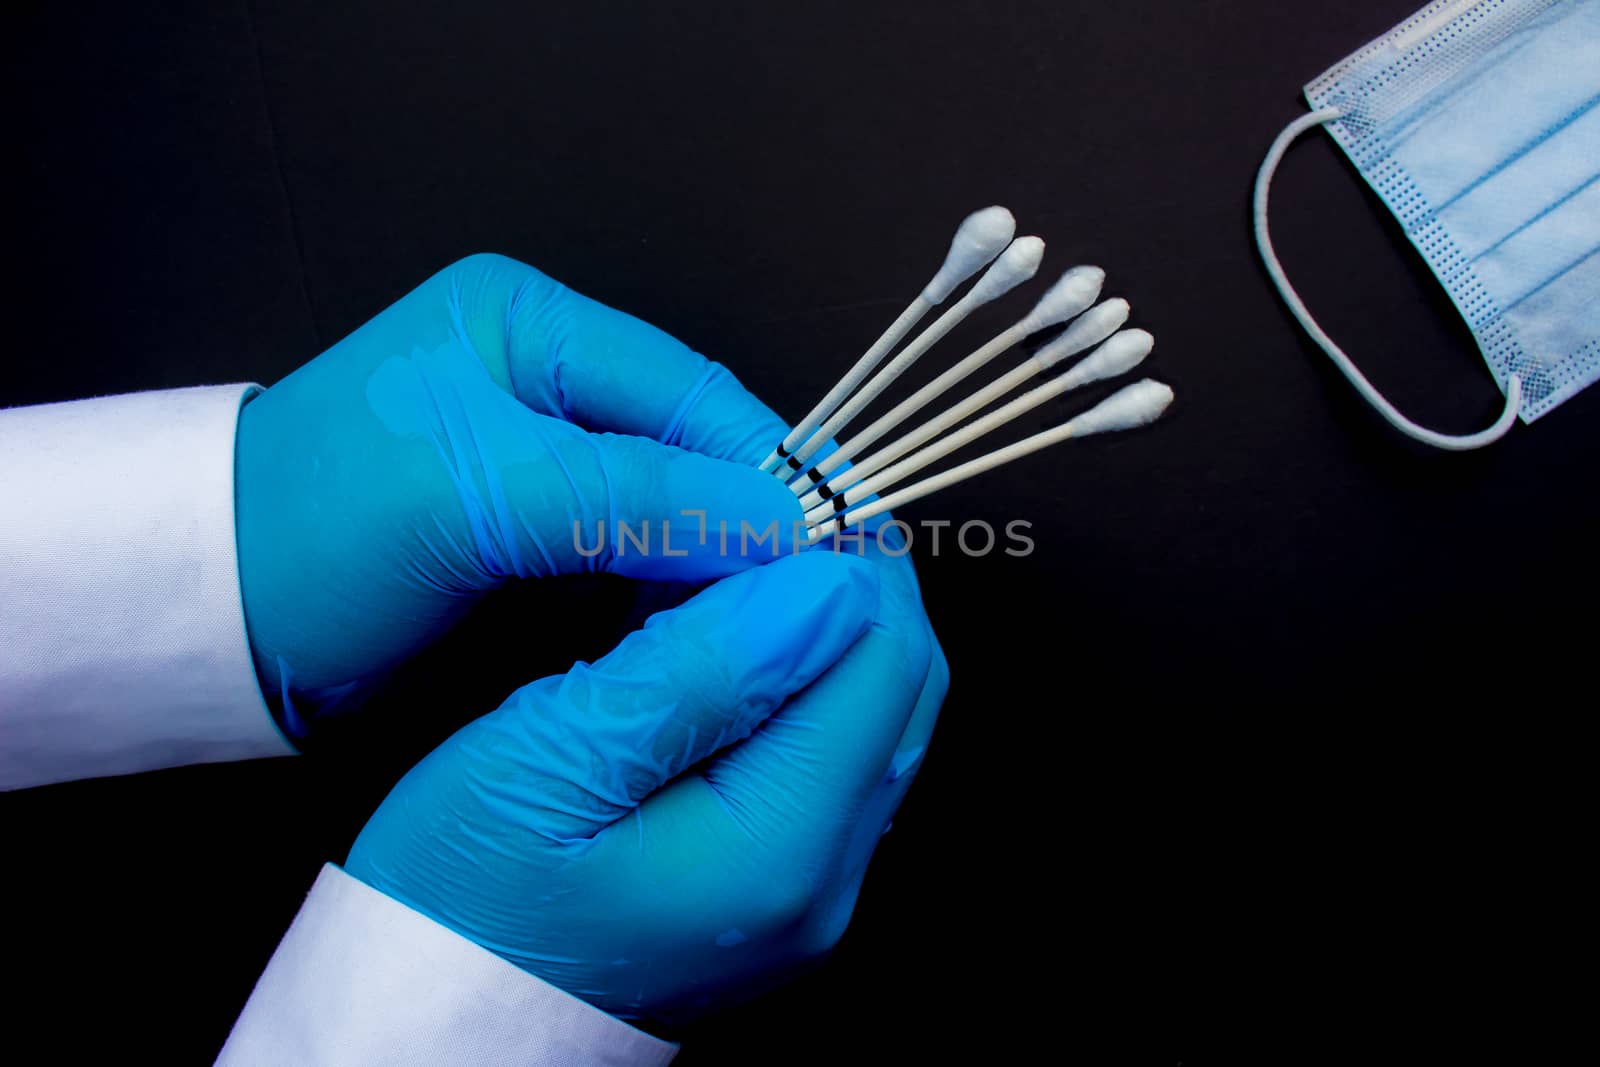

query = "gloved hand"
[[346, 542, 948, 1022], [255, 250, 949, 1019], [234, 254, 805, 733]]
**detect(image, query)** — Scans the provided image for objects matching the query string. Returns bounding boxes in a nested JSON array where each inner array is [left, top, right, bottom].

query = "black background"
[[5, 2, 1594, 1061]]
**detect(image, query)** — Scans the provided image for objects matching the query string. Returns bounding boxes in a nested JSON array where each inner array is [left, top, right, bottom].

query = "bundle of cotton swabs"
[[758, 206, 1174, 544]]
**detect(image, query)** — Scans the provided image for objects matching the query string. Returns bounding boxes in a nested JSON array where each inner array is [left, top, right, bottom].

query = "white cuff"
[[219, 865, 678, 1066], [0, 385, 295, 789]]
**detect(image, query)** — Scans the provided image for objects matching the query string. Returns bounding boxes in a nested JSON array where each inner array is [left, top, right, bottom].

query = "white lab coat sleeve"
[[2, 387, 677, 1064], [0, 385, 296, 789], [219, 864, 679, 1066]]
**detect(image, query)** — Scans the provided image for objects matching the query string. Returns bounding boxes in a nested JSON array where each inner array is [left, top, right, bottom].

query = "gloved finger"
[[883, 627, 950, 801], [701, 535, 935, 862], [368, 340, 804, 581], [464, 551, 881, 840], [445, 254, 791, 464], [842, 630, 949, 867], [866, 521, 948, 794], [791, 633, 950, 949], [489, 411, 805, 581], [568, 517, 943, 994]]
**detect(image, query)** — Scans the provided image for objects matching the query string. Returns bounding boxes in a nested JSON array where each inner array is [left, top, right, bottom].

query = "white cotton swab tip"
[[1056, 328, 1155, 389], [1065, 378, 1174, 438], [967, 236, 1046, 303], [921, 206, 1017, 304], [1034, 298, 1132, 369], [921, 206, 1017, 303], [1016, 265, 1105, 333]]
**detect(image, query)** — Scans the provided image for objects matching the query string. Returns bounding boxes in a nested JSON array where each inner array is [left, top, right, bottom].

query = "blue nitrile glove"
[[346, 542, 949, 1023], [234, 254, 806, 734]]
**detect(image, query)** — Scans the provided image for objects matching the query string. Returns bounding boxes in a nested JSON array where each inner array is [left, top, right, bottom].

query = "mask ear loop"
[[1253, 107, 1522, 451]]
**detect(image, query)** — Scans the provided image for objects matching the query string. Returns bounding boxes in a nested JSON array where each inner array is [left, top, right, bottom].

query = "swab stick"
[[798, 312, 1143, 511], [757, 206, 1016, 473], [805, 379, 1175, 543], [793, 266, 1106, 490], [779, 235, 1046, 475]]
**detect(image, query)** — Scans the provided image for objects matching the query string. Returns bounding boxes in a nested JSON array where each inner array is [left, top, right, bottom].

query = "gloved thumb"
[[370, 345, 807, 580], [448, 550, 880, 841], [502, 412, 806, 581]]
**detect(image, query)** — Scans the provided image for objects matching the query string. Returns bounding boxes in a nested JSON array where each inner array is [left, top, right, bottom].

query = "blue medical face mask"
[[1254, 0, 1600, 450]]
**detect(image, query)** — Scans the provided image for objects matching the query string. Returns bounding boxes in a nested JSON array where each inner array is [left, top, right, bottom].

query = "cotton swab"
[[800, 328, 1148, 523], [778, 235, 1046, 475], [805, 379, 1175, 543], [792, 266, 1106, 490], [798, 309, 1142, 511], [757, 206, 1016, 474], [800, 302, 1136, 504]]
